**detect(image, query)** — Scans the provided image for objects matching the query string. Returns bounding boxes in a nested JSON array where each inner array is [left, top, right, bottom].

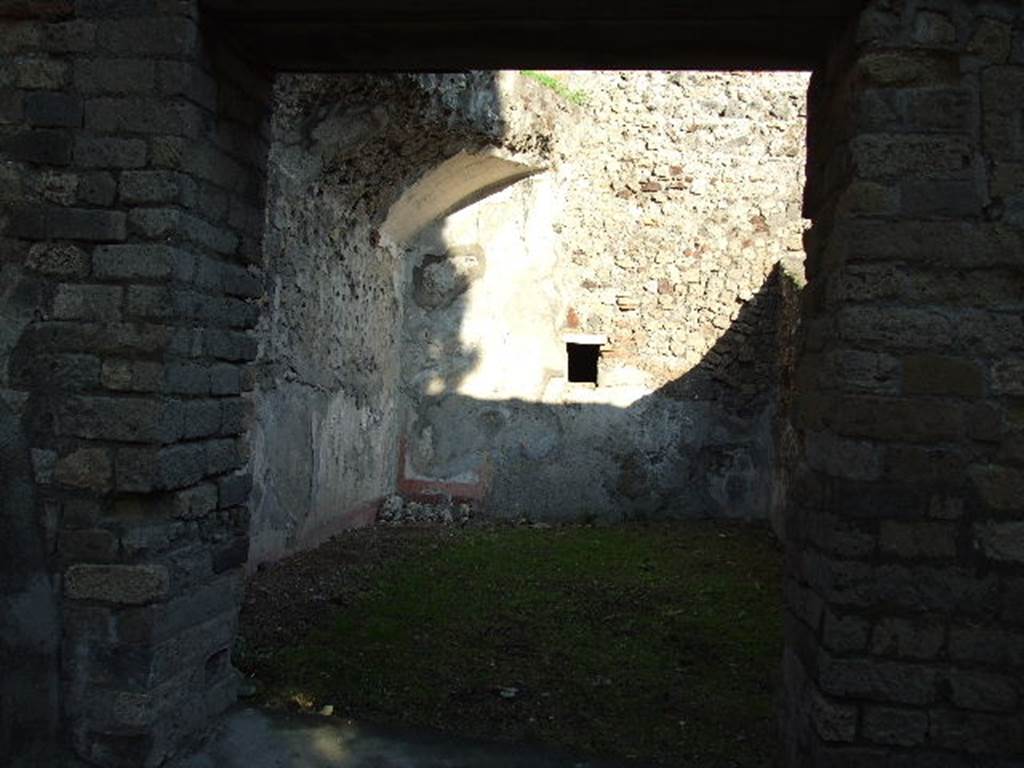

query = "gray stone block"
[[119, 170, 195, 205], [862, 706, 928, 747], [822, 610, 870, 654], [52, 283, 122, 321], [183, 401, 222, 439], [203, 330, 257, 362], [25, 242, 89, 277], [116, 442, 207, 492], [74, 58, 155, 95], [1, 129, 72, 165], [164, 363, 210, 396], [218, 397, 250, 436], [127, 207, 181, 240], [24, 91, 82, 127], [870, 617, 945, 660], [96, 17, 198, 57], [156, 60, 217, 111], [818, 655, 939, 706], [47, 207, 126, 241], [84, 97, 203, 137], [54, 447, 112, 492], [74, 136, 147, 168], [173, 483, 218, 520], [948, 669, 1019, 712], [41, 20, 96, 54], [117, 572, 242, 646], [58, 529, 118, 563], [929, 709, 1023, 754], [56, 396, 183, 444], [0, 89, 24, 125], [209, 365, 241, 396], [948, 626, 1024, 667], [206, 438, 241, 475], [211, 537, 247, 574], [65, 565, 169, 605], [126, 285, 175, 320], [93, 244, 194, 281], [76, 171, 117, 206], [216, 471, 251, 508]]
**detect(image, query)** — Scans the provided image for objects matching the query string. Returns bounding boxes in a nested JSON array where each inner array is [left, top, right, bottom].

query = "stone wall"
[[1, 2, 271, 764], [3, 1, 1023, 766], [399, 71, 809, 524], [783, 1, 1024, 764], [247, 73, 558, 564]]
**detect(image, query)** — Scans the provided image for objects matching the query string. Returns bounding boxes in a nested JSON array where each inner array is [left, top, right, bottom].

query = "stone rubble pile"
[[376, 495, 473, 526]]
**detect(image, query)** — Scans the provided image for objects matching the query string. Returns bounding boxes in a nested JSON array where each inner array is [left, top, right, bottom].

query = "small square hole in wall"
[[567, 343, 600, 384]]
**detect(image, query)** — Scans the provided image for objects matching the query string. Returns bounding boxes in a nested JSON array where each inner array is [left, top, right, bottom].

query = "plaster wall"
[[399, 71, 809, 524], [249, 73, 555, 563]]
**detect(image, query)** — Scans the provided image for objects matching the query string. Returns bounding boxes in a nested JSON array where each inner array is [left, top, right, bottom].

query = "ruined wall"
[[250, 73, 554, 564], [784, 1, 1024, 765], [1, 3, 271, 764], [400, 71, 809, 523]]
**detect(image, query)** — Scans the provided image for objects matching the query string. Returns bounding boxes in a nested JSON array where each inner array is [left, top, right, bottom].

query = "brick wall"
[[1, 1, 270, 765], [2, 1, 1023, 766], [784, 1, 1024, 764]]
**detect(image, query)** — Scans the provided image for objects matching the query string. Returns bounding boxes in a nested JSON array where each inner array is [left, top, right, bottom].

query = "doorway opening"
[[240, 67, 807, 767]]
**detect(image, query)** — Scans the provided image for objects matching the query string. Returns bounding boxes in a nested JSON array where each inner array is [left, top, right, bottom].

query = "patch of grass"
[[520, 70, 589, 106], [242, 523, 782, 767]]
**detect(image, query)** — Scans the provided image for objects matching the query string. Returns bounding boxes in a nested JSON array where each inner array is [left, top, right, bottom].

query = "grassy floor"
[[237, 522, 782, 767]]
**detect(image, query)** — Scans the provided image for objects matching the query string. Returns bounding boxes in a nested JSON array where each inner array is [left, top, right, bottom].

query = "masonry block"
[[74, 58, 155, 95], [12, 56, 68, 90], [65, 565, 169, 605], [969, 465, 1024, 513], [84, 97, 203, 137], [216, 471, 251, 508], [208, 364, 241, 396], [58, 529, 118, 563], [54, 447, 112, 492], [25, 241, 89, 277], [24, 90, 81, 127], [822, 610, 870, 654], [974, 521, 1024, 563], [95, 16, 198, 57], [56, 395, 183, 443], [52, 283, 122, 321], [862, 706, 929, 747], [870, 617, 945, 660], [77, 171, 117, 205], [928, 709, 1023, 754], [818, 655, 939, 706], [119, 170, 195, 206], [93, 244, 194, 281], [172, 483, 217, 520], [947, 669, 1019, 712], [880, 521, 956, 560], [203, 329, 257, 362], [74, 136, 147, 168], [115, 442, 206, 492], [182, 401, 221, 439], [948, 626, 1024, 667], [126, 285, 174, 320], [1, 128, 71, 164], [47, 206, 126, 241]]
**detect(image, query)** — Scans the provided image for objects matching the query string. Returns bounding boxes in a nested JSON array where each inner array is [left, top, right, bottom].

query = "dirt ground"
[[234, 521, 783, 768]]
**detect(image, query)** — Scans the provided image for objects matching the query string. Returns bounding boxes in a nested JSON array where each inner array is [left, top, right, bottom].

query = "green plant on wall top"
[[520, 70, 589, 106]]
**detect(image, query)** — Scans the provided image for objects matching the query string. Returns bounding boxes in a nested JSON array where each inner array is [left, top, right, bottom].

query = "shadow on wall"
[[0, 398, 61, 767], [248, 72, 524, 566], [399, 260, 803, 533], [249, 70, 805, 566]]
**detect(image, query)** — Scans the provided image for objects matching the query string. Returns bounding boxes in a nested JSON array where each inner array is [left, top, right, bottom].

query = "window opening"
[[567, 342, 600, 384]]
